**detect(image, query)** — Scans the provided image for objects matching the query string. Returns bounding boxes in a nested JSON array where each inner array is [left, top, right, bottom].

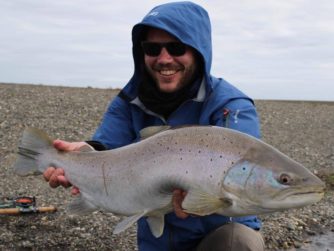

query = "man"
[[44, 2, 265, 250]]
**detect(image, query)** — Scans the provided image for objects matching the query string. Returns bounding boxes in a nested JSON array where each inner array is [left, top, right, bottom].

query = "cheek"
[[144, 56, 154, 68], [179, 52, 196, 67], [245, 167, 284, 199]]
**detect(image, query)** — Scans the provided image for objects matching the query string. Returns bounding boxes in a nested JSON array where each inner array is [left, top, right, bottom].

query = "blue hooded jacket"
[[93, 2, 261, 250]]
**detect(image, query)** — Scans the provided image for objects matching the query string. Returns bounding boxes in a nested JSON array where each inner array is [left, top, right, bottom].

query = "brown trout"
[[13, 126, 325, 237]]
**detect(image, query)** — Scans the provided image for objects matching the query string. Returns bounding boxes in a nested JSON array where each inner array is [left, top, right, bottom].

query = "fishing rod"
[[0, 196, 57, 215]]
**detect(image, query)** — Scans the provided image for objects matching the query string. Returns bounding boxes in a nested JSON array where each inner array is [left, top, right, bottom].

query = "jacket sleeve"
[[211, 98, 261, 139], [92, 96, 136, 150]]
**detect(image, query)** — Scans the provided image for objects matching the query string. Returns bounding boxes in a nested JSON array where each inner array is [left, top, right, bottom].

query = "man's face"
[[143, 28, 198, 93]]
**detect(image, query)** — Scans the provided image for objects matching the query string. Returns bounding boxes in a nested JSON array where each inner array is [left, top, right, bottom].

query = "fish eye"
[[279, 173, 293, 185]]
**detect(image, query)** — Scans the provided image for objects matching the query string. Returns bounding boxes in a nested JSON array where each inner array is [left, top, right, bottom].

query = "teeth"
[[160, 70, 177, 76]]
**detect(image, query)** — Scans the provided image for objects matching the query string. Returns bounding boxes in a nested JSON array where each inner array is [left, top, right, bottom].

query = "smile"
[[159, 70, 178, 76]]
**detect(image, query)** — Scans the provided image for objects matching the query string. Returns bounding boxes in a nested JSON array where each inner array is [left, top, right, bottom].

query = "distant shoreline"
[[1, 82, 332, 103]]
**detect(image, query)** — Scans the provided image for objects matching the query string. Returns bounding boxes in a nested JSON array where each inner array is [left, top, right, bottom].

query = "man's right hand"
[[43, 139, 88, 195], [172, 189, 189, 219]]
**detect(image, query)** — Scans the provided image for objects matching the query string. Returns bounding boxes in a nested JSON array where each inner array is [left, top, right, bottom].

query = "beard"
[[145, 61, 198, 93]]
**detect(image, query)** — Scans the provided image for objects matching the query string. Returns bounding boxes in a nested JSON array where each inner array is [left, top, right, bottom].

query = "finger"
[[71, 186, 80, 195], [53, 139, 76, 151], [48, 168, 65, 188], [172, 189, 189, 219], [49, 174, 60, 188], [43, 167, 56, 181], [58, 175, 72, 188], [53, 140, 87, 152]]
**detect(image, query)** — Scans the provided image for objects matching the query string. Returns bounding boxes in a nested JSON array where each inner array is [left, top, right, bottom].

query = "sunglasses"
[[141, 41, 187, 57]]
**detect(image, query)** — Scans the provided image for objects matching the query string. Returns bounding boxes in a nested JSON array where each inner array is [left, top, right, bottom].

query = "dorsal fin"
[[139, 126, 171, 139]]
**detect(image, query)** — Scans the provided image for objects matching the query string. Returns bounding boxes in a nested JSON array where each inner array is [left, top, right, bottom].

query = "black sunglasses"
[[141, 42, 187, 57]]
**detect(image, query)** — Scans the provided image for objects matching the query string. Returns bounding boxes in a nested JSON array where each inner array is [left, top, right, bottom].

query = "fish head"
[[221, 143, 325, 216]]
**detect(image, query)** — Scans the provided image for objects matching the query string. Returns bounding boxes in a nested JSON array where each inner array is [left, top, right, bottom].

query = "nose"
[[156, 47, 173, 63]]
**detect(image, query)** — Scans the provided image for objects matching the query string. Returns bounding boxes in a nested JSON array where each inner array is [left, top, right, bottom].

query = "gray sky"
[[1, 0, 333, 101]]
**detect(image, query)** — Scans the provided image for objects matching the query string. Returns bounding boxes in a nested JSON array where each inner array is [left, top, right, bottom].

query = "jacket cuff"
[[85, 140, 107, 151]]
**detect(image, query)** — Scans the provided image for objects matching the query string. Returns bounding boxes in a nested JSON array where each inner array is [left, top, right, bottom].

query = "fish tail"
[[13, 127, 55, 176]]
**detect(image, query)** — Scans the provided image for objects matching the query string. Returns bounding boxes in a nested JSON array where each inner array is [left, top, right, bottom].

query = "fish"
[[13, 126, 325, 237]]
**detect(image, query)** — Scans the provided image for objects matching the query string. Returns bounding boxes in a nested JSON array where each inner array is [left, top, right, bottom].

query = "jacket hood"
[[121, 1, 213, 99]]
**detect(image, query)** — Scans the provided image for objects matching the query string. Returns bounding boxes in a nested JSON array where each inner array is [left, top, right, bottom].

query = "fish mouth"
[[286, 191, 325, 202], [275, 189, 325, 199], [270, 186, 325, 208], [274, 186, 325, 200], [258, 189, 325, 212]]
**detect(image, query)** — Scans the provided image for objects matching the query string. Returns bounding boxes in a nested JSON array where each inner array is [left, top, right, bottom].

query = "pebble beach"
[[0, 83, 333, 250]]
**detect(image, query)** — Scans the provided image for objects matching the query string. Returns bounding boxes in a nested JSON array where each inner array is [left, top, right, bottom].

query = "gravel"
[[0, 83, 333, 250]]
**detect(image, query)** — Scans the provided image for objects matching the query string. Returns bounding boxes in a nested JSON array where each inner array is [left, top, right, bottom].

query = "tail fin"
[[13, 128, 54, 176]]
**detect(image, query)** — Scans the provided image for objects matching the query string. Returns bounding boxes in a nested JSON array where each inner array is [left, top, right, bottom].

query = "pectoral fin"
[[182, 188, 232, 216], [113, 210, 148, 235]]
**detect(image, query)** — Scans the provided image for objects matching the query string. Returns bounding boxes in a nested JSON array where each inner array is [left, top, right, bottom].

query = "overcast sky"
[[1, 0, 333, 101]]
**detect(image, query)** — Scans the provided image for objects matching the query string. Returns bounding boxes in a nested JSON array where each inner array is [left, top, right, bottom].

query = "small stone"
[[21, 240, 33, 248], [307, 230, 316, 236], [294, 241, 303, 248], [80, 233, 92, 238], [287, 222, 296, 230]]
